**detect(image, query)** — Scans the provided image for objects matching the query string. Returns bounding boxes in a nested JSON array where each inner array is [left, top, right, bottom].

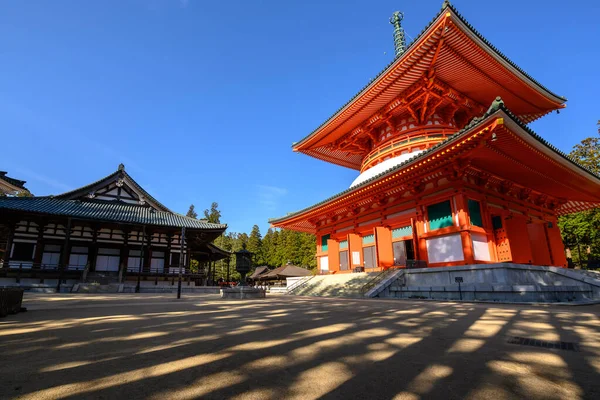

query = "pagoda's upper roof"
[[271, 99, 600, 233], [293, 2, 566, 169]]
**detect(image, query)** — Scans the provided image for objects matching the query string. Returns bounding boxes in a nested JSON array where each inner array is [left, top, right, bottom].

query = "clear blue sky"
[[2, 0, 599, 234]]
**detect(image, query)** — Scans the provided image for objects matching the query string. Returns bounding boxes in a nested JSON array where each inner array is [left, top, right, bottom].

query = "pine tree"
[[247, 225, 263, 265], [203, 202, 222, 223], [186, 204, 198, 219], [262, 228, 275, 267]]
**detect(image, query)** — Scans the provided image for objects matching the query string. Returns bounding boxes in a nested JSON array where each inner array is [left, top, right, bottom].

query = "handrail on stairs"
[[359, 266, 402, 296], [287, 275, 315, 294]]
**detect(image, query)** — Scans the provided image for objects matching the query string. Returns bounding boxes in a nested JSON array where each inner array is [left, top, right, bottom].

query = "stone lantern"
[[234, 247, 253, 286], [221, 246, 265, 299]]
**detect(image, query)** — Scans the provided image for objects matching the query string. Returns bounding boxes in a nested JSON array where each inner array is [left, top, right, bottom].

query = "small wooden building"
[[0, 164, 227, 288], [257, 264, 312, 285]]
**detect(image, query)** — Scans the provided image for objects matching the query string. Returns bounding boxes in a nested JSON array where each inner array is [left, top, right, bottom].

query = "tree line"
[[186, 202, 317, 281], [557, 121, 600, 268]]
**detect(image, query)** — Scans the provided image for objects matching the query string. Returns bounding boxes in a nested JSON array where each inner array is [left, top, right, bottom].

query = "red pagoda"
[[270, 3, 600, 273]]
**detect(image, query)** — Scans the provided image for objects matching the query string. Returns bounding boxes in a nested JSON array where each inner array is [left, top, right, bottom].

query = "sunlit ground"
[[1, 294, 600, 399]]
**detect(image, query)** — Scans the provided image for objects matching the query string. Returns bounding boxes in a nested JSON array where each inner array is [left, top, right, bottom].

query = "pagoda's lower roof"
[[271, 101, 600, 232], [0, 197, 227, 232]]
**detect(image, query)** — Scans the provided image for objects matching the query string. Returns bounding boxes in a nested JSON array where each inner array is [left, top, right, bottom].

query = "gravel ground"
[[1, 293, 599, 399]]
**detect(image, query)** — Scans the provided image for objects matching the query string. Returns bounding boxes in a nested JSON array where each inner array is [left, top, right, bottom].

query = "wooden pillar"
[[416, 206, 428, 264], [118, 228, 130, 283], [33, 219, 45, 268], [164, 233, 173, 272], [547, 219, 568, 268], [348, 233, 362, 268], [455, 194, 475, 265], [375, 226, 393, 268], [2, 220, 16, 267], [89, 225, 99, 272], [206, 261, 212, 285], [144, 231, 152, 273], [327, 239, 340, 273], [59, 218, 72, 268], [212, 260, 216, 284], [57, 218, 72, 292], [411, 217, 420, 261]]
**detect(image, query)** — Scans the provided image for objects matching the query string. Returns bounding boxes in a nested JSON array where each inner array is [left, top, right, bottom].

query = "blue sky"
[[2, 0, 599, 234]]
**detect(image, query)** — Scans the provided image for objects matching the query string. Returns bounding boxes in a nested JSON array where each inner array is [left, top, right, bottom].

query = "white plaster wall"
[[319, 256, 329, 271], [472, 233, 491, 261], [350, 150, 424, 188], [426, 233, 465, 263]]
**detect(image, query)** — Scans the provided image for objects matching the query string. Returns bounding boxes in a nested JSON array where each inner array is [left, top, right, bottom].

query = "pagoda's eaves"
[[292, 3, 566, 169], [271, 101, 599, 230]]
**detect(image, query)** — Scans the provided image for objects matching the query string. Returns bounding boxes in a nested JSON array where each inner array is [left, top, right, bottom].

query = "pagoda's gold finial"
[[390, 11, 406, 58]]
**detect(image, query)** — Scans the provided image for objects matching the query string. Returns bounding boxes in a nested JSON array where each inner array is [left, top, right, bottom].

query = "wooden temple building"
[[0, 171, 29, 197], [270, 3, 600, 274], [0, 164, 229, 288]]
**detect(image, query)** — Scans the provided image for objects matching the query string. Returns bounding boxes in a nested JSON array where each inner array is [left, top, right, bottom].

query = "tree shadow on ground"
[[1, 294, 599, 399]]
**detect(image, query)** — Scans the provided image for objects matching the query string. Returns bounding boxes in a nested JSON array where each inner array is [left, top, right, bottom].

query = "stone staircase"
[[72, 271, 122, 293], [288, 272, 380, 298], [85, 272, 120, 285], [73, 283, 123, 293]]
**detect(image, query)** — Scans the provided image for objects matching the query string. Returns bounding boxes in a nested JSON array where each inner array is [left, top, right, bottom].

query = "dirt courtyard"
[[1, 293, 599, 399]]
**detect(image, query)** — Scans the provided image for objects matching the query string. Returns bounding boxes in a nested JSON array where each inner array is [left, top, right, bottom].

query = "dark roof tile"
[[0, 197, 227, 231]]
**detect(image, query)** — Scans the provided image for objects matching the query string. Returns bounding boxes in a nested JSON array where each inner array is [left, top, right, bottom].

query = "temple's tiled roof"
[[0, 197, 227, 231], [293, 2, 565, 150], [55, 164, 171, 212], [270, 99, 600, 224], [0, 172, 27, 190]]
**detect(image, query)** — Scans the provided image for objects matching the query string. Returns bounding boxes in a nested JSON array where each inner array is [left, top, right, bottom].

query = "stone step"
[[73, 283, 122, 293]]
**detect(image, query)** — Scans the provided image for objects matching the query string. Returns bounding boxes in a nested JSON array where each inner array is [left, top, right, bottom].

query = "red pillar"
[[348, 233, 363, 269], [375, 226, 393, 268], [455, 194, 475, 265], [327, 239, 340, 273]]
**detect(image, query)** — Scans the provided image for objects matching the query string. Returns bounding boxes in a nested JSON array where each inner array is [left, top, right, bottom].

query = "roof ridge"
[[122, 170, 171, 212], [292, 2, 565, 151], [445, 3, 566, 102], [54, 166, 171, 213]]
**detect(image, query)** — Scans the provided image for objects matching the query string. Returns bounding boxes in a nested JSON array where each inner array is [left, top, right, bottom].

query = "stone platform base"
[[375, 264, 600, 303], [221, 287, 266, 299]]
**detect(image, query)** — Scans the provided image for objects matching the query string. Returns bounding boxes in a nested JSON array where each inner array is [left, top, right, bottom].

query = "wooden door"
[[492, 216, 512, 262], [339, 250, 349, 271], [393, 241, 407, 266]]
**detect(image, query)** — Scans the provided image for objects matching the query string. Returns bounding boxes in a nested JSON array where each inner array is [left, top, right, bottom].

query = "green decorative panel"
[[427, 200, 453, 230], [468, 199, 483, 227], [392, 225, 412, 239], [362, 234, 375, 245], [321, 234, 330, 252], [339, 240, 348, 249]]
